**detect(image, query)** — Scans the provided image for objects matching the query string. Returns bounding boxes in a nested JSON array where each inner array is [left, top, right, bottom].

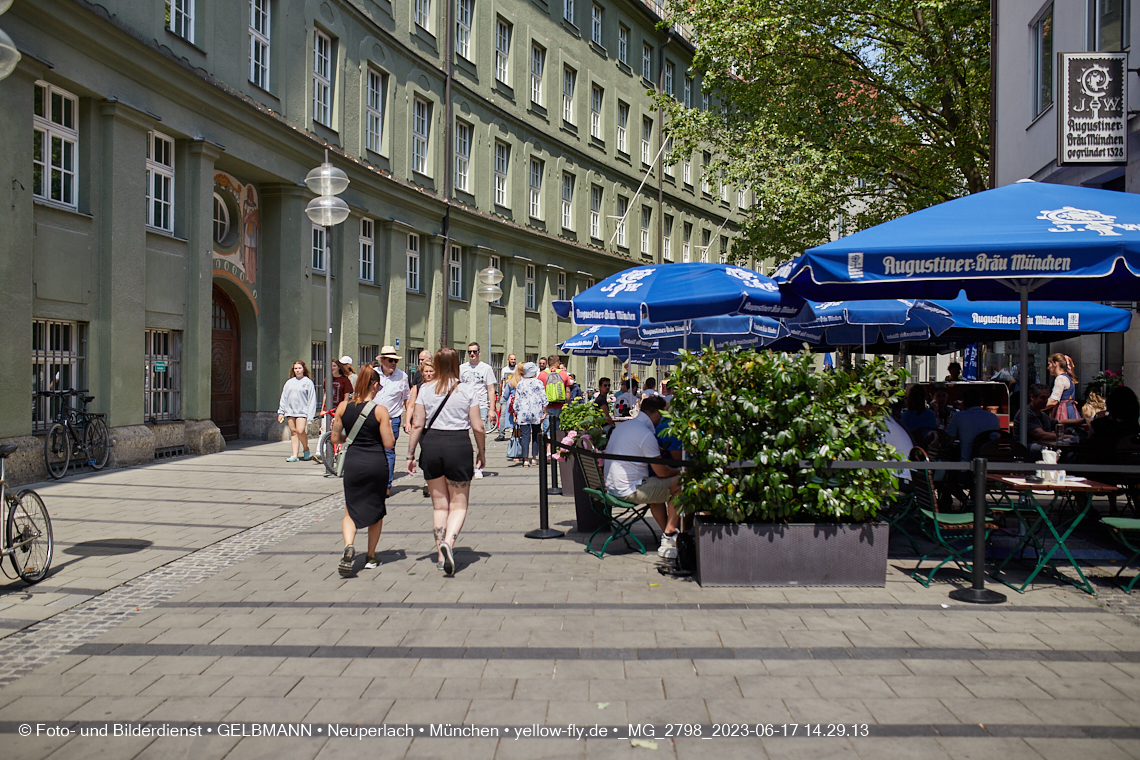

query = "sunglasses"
[[383, 357, 398, 363], [468, 350, 479, 354]]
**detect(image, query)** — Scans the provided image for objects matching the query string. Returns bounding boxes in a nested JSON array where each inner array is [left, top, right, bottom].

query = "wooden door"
[[211, 286, 240, 439]]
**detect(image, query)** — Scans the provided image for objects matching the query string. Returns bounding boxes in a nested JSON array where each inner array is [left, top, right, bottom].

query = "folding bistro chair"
[[910, 447, 1000, 587], [1101, 517, 1140, 593], [881, 447, 926, 556], [976, 435, 1029, 511], [574, 448, 659, 558]]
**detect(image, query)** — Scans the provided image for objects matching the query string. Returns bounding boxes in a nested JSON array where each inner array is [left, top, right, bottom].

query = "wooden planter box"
[[694, 518, 888, 587]]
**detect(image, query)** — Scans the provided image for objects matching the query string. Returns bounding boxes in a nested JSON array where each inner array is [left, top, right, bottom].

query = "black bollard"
[[526, 431, 565, 540], [949, 457, 1006, 605], [547, 414, 563, 495]]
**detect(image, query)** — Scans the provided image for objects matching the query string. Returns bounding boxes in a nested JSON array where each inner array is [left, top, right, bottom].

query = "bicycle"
[[39, 389, 109, 480], [0, 443, 53, 583], [315, 409, 342, 477], [486, 407, 500, 435]]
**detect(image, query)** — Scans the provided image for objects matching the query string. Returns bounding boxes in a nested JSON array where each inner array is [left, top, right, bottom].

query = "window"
[[720, 169, 729, 202], [449, 245, 463, 298], [366, 69, 385, 153], [529, 158, 543, 218], [683, 222, 692, 262], [589, 185, 602, 238], [146, 131, 174, 232], [640, 206, 651, 255], [557, 271, 567, 300], [312, 29, 332, 126], [1089, 0, 1128, 51], [359, 218, 374, 282], [1033, 7, 1053, 115], [586, 357, 597, 391], [455, 0, 472, 59], [616, 196, 628, 247], [525, 264, 536, 310], [664, 60, 674, 96], [455, 121, 471, 192], [738, 187, 747, 209], [312, 224, 326, 271], [663, 215, 673, 260], [682, 159, 690, 185], [311, 342, 326, 395], [490, 255, 503, 305], [591, 4, 602, 44], [701, 152, 710, 194], [412, 97, 430, 174], [641, 116, 652, 165], [495, 19, 511, 83], [664, 137, 674, 177], [590, 85, 603, 138], [213, 194, 230, 243], [563, 0, 574, 23], [719, 235, 728, 263], [701, 228, 711, 262], [249, 0, 270, 89], [145, 329, 182, 422], [702, 92, 709, 111], [32, 319, 86, 431], [360, 345, 379, 366], [32, 82, 78, 208], [617, 101, 629, 153], [405, 348, 421, 366], [406, 233, 420, 292], [531, 45, 545, 105], [494, 142, 509, 207], [415, 0, 431, 30], [642, 44, 652, 80], [167, 0, 193, 42], [562, 67, 576, 123], [561, 172, 574, 229], [618, 25, 628, 64]]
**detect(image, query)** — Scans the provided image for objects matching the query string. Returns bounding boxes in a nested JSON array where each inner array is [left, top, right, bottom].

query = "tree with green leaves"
[[662, 0, 990, 266]]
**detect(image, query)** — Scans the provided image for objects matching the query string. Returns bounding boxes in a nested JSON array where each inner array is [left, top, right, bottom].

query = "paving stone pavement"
[[1, 438, 1139, 759]]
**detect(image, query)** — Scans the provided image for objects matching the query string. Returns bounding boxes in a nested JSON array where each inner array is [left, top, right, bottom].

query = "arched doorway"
[[211, 285, 241, 439]]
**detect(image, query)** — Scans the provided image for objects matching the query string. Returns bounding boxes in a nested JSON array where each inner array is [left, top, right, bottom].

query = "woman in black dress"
[[331, 365, 395, 577]]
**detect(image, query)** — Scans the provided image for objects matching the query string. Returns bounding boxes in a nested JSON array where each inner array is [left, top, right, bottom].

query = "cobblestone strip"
[[0, 492, 345, 688]]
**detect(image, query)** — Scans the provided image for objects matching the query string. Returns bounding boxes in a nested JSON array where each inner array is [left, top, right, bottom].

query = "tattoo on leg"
[[433, 526, 445, 547], [449, 531, 459, 544], [447, 479, 470, 489]]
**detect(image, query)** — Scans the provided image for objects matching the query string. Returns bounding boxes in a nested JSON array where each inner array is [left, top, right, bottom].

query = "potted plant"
[[554, 397, 609, 533], [670, 349, 906, 586]]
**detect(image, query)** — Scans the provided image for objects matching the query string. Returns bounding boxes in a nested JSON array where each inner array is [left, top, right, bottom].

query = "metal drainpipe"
[[657, 31, 672, 263], [440, 0, 455, 349], [988, 0, 997, 190]]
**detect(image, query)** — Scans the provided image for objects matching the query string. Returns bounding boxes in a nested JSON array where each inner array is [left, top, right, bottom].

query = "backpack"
[[545, 371, 567, 403]]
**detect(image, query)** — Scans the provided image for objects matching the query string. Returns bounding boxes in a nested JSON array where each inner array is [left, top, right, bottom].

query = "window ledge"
[[617, 60, 632, 76], [1027, 103, 1054, 130], [528, 103, 548, 120], [165, 29, 206, 56], [560, 18, 580, 37], [590, 40, 607, 58], [589, 135, 605, 151], [560, 121, 578, 137], [493, 80, 515, 100], [642, 77, 656, 90], [616, 151, 631, 165], [145, 226, 184, 240]]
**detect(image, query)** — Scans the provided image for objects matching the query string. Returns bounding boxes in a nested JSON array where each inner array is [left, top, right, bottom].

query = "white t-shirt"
[[500, 364, 516, 385], [614, 391, 638, 415], [416, 380, 480, 431], [460, 361, 496, 409], [604, 414, 660, 497], [376, 368, 410, 418]]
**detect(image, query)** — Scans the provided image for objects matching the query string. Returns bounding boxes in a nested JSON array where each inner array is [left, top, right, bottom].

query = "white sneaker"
[[473, 468, 484, 479], [658, 533, 678, 559]]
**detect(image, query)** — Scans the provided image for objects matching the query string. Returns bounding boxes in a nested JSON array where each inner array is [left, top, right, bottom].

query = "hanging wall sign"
[[1058, 52, 1127, 167]]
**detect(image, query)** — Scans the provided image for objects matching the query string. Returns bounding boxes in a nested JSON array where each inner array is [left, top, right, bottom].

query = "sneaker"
[[286, 456, 299, 462], [440, 543, 455, 576], [422, 485, 430, 498], [364, 555, 379, 570], [473, 468, 484, 479], [436, 561, 445, 570], [302, 450, 312, 461], [658, 532, 678, 559], [338, 545, 356, 577], [312, 453, 323, 464], [495, 435, 507, 442]]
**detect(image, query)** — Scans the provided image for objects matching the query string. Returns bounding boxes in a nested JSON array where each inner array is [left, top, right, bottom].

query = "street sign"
[[154, 361, 167, 372]]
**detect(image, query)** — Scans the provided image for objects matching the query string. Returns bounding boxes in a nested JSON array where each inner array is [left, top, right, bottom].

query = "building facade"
[[0, 0, 745, 479], [994, 0, 1138, 388]]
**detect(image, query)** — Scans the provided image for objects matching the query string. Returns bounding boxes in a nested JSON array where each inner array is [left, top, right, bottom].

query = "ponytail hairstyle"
[[350, 364, 380, 404], [1048, 352, 1078, 382], [432, 347, 461, 395]]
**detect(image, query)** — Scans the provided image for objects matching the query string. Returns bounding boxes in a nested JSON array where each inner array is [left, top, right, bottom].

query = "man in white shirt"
[[613, 380, 638, 418], [375, 345, 410, 493], [460, 342, 496, 478], [497, 354, 517, 441], [603, 396, 682, 558]]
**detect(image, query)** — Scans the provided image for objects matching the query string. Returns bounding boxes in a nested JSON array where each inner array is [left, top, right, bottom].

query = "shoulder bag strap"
[[425, 389, 455, 431], [336, 400, 377, 477]]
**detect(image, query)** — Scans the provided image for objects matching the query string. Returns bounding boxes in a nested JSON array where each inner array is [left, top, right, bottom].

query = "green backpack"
[[545, 371, 567, 403]]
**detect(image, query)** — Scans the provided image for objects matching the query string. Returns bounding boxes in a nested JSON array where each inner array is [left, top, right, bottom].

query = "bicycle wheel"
[[7, 489, 53, 583], [319, 432, 338, 476], [486, 409, 499, 434], [84, 417, 110, 470], [43, 423, 70, 480]]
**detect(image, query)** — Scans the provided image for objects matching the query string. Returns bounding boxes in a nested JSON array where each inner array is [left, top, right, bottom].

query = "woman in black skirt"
[[331, 364, 395, 577], [405, 347, 485, 576]]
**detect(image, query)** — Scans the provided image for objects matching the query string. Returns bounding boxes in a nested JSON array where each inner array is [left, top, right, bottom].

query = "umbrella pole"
[[1019, 285, 1029, 448]]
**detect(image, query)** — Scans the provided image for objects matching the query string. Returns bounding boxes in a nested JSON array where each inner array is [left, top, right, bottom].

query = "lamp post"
[[476, 265, 503, 433], [0, 0, 22, 82], [303, 150, 350, 432]]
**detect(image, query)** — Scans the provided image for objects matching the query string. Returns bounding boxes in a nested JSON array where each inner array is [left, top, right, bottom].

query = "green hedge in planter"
[[558, 397, 609, 450], [670, 349, 906, 524]]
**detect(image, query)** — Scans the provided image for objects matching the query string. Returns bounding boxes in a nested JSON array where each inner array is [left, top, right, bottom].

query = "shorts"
[[419, 429, 475, 483], [619, 475, 678, 505]]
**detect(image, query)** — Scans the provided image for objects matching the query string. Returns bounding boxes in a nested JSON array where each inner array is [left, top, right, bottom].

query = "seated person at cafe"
[[930, 386, 955, 429], [613, 380, 639, 417], [1088, 385, 1140, 455], [946, 387, 1000, 461], [592, 377, 614, 423], [1012, 383, 1059, 456], [900, 385, 938, 433], [603, 395, 682, 559]]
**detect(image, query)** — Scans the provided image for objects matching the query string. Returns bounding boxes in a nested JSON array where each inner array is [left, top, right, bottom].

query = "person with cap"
[[375, 345, 410, 495], [513, 362, 548, 466], [497, 354, 518, 440], [322, 357, 355, 415], [341, 356, 358, 387]]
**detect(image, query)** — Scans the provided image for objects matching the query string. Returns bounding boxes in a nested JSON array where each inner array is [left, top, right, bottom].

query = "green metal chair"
[[1102, 517, 1140, 593], [574, 448, 659, 559], [910, 447, 999, 587]]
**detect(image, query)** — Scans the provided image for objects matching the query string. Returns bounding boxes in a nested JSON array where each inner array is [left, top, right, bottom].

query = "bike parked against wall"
[[39, 389, 109, 479], [0, 444, 53, 583]]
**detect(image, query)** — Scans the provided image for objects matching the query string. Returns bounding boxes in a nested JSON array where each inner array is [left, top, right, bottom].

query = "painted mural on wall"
[[212, 171, 260, 305]]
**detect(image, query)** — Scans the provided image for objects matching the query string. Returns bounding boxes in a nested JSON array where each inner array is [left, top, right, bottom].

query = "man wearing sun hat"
[[374, 345, 410, 494]]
